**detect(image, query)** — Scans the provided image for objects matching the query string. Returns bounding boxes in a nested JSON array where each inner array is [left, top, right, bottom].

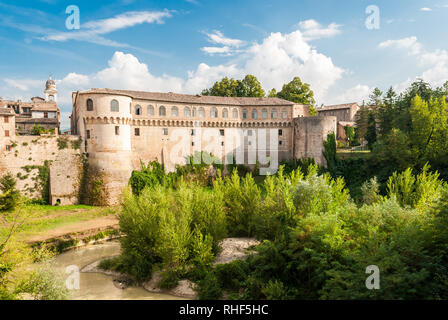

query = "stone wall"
[[0, 134, 82, 204], [293, 116, 337, 166]]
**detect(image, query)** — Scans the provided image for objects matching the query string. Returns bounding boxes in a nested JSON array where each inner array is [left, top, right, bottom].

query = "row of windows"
[[85, 99, 289, 119], [86, 128, 284, 138]]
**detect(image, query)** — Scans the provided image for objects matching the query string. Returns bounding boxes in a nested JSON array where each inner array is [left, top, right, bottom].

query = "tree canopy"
[[275, 76, 316, 105], [201, 75, 265, 97]]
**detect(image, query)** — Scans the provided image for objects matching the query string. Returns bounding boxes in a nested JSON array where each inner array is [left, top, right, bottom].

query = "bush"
[[197, 273, 222, 300], [215, 170, 261, 237], [0, 173, 20, 212]]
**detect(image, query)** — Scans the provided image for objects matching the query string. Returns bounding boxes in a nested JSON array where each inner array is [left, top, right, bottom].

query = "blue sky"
[[1, 0, 447, 129]]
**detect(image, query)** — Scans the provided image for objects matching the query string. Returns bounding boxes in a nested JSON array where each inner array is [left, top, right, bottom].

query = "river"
[[51, 240, 184, 300]]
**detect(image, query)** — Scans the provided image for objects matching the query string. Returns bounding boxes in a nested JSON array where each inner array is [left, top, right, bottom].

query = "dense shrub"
[[114, 156, 448, 300], [0, 173, 20, 212]]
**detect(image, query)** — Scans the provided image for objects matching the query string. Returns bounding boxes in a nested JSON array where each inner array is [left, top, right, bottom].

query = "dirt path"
[[27, 215, 119, 243]]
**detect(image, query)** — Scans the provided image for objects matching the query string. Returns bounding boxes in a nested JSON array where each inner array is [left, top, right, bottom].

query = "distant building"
[[0, 77, 60, 135], [317, 102, 359, 140]]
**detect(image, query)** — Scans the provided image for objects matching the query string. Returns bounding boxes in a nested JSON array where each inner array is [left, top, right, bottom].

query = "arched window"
[[159, 105, 166, 116], [110, 99, 119, 112], [184, 107, 191, 117], [222, 108, 228, 118], [271, 108, 278, 119], [135, 105, 142, 115], [147, 105, 154, 116], [251, 109, 258, 119], [86, 99, 93, 111], [232, 108, 238, 119], [171, 106, 179, 117], [242, 109, 248, 119], [210, 107, 218, 118], [198, 107, 205, 118], [192, 107, 197, 117], [282, 108, 287, 119], [261, 108, 268, 119]]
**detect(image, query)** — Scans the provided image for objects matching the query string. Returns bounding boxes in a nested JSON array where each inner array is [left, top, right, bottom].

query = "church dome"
[[46, 77, 56, 89]]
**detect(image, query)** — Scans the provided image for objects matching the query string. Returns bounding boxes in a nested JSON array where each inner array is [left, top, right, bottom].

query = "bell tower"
[[45, 75, 58, 102]]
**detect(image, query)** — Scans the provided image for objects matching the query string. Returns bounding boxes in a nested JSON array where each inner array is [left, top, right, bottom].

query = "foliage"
[[113, 147, 448, 300], [57, 137, 68, 150], [201, 75, 265, 97], [344, 126, 355, 146], [0, 174, 20, 212], [0, 205, 69, 300], [31, 125, 45, 136], [365, 112, 377, 150], [276, 76, 316, 105], [323, 132, 338, 175], [79, 157, 108, 206]]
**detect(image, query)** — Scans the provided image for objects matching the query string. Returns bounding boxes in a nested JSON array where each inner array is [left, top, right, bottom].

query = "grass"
[[0, 204, 118, 242], [337, 149, 371, 160]]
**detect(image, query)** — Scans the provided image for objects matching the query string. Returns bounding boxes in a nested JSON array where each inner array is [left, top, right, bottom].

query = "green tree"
[[276, 77, 316, 105], [365, 112, 377, 150], [377, 87, 396, 135], [201, 77, 240, 97], [236, 75, 265, 97], [201, 75, 265, 97], [344, 126, 355, 146], [354, 104, 370, 144], [0, 174, 20, 212], [368, 87, 383, 105], [268, 88, 277, 97]]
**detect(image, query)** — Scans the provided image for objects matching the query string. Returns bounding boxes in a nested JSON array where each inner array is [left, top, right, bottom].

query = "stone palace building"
[[1, 80, 338, 205]]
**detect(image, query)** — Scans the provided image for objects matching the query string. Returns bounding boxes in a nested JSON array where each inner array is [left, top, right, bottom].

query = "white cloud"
[[204, 30, 245, 47], [331, 84, 371, 105], [297, 19, 342, 40], [420, 7, 432, 11], [201, 46, 232, 55], [380, 36, 448, 90], [3, 21, 348, 129], [201, 30, 245, 56], [40, 10, 172, 47], [378, 36, 422, 55], [243, 30, 344, 102]]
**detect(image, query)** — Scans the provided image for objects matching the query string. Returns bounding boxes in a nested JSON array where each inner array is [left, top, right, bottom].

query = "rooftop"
[[77, 88, 296, 106], [318, 102, 358, 111], [0, 98, 59, 112], [0, 107, 14, 116]]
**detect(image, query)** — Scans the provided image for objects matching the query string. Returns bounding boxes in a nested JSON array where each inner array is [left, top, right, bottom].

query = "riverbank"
[[52, 241, 184, 300], [1, 204, 121, 252]]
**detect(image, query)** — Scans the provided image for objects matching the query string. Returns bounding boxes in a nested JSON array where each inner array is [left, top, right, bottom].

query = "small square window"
[[278, 129, 283, 136], [248, 141, 252, 146], [221, 141, 224, 146], [135, 128, 140, 136], [5, 130, 9, 137], [192, 142, 195, 146], [247, 130, 252, 136], [220, 129, 225, 136], [4, 116, 9, 123], [163, 128, 168, 135], [279, 140, 283, 145], [6, 145, 11, 151], [191, 129, 195, 136], [115, 126, 120, 135], [86, 130, 91, 139]]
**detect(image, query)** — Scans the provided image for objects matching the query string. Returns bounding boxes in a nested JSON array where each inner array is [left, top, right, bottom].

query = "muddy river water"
[[51, 240, 183, 300]]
